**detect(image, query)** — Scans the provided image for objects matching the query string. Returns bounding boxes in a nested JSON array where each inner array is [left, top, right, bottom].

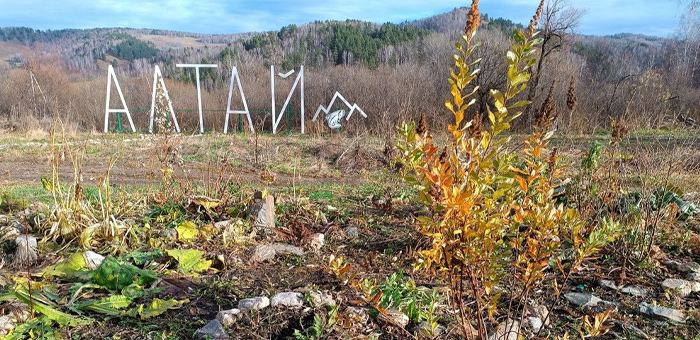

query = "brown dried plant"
[[536, 81, 559, 130]]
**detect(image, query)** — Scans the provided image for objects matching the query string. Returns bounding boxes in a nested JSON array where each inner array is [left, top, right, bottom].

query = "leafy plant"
[[166, 248, 212, 276], [396, 1, 620, 338]]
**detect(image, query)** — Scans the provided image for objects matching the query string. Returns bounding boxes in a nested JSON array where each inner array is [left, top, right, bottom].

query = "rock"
[[639, 302, 686, 323], [682, 261, 700, 273], [14, 235, 38, 265], [620, 285, 649, 297], [309, 233, 324, 252], [377, 309, 409, 328], [527, 303, 550, 326], [247, 243, 304, 263], [0, 215, 8, 226], [489, 319, 521, 340], [12, 220, 30, 234], [598, 279, 620, 290], [345, 226, 359, 239], [270, 292, 304, 307], [0, 225, 20, 242], [412, 321, 446, 337], [254, 195, 275, 230], [214, 220, 232, 230], [83, 251, 105, 270], [0, 316, 14, 337], [687, 272, 700, 282], [690, 281, 700, 293], [564, 292, 603, 307], [308, 291, 335, 307], [194, 319, 229, 339], [216, 309, 240, 327], [527, 317, 544, 333], [661, 278, 694, 297], [238, 296, 270, 312], [159, 229, 177, 240]]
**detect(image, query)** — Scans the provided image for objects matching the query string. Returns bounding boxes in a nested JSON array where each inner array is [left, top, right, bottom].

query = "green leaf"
[[91, 257, 158, 291], [176, 221, 199, 241], [139, 298, 188, 319], [75, 295, 132, 316], [166, 249, 212, 276], [14, 287, 90, 327]]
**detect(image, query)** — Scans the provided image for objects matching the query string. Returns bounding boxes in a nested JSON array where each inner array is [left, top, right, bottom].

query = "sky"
[[0, 0, 685, 38]]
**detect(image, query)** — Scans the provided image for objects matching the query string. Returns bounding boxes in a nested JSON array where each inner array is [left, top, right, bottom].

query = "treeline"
[[0, 6, 698, 135]]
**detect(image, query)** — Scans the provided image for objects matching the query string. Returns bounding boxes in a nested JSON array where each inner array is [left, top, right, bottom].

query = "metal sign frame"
[[176, 64, 218, 134], [224, 66, 254, 134], [149, 65, 180, 133], [312, 91, 367, 123], [104, 65, 136, 133], [270, 65, 305, 134]]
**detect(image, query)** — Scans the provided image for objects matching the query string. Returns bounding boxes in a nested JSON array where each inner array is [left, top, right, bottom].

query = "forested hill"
[[0, 7, 667, 79]]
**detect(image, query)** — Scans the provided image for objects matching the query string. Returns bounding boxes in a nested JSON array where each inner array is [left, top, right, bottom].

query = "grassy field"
[[0, 129, 698, 339]]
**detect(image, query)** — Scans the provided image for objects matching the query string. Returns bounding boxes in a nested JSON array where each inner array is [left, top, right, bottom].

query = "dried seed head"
[[611, 117, 629, 141], [465, 0, 481, 40], [469, 111, 484, 140], [536, 81, 558, 130], [439, 146, 448, 163], [416, 113, 428, 135], [567, 76, 578, 112], [546, 147, 558, 177], [429, 183, 443, 201], [528, 0, 545, 37]]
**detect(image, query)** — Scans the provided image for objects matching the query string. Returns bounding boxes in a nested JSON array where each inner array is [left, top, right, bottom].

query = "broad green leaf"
[[14, 287, 89, 327], [91, 257, 158, 291], [166, 249, 211, 276], [176, 221, 199, 241], [75, 295, 132, 316], [140, 298, 188, 319]]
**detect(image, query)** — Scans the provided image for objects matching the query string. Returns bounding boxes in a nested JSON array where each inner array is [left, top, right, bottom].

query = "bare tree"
[[524, 0, 585, 126]]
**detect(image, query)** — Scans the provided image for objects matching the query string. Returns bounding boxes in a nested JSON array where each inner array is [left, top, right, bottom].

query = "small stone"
[[687, 272, 700, 282], [83, 251, 105, 270], [345, 227, 359, 239], [489, 319, 521, 340], [527, 317, 544, 332], [0, 215, 8, 226], [238, 296, 270, 312], [598, 279, 619, 290], [639, 302, 686, 323], [216, 309, 240, 327], [309, 233, 324, 252], [377, 309, 409, 328], [194, 319, 229, 339], [309, 291, 335, 307], [159, 229, 177, 240], [620, 285, 649, 297], [214, 220, 232, 230], [564, 292, 603, 307], [14, 235, 38, 265], [663, 260, 683, 272], [684, 262, 700, 273], [247, 243, 304, 263], [661, 278, 694, 297], [527, 303, 550, 326], [412, 321, 446, 337], [270, 292, 304, 307], [0, 316, 14, 337], [12, 220, 30, 234], [690, 281, 700, 293]]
